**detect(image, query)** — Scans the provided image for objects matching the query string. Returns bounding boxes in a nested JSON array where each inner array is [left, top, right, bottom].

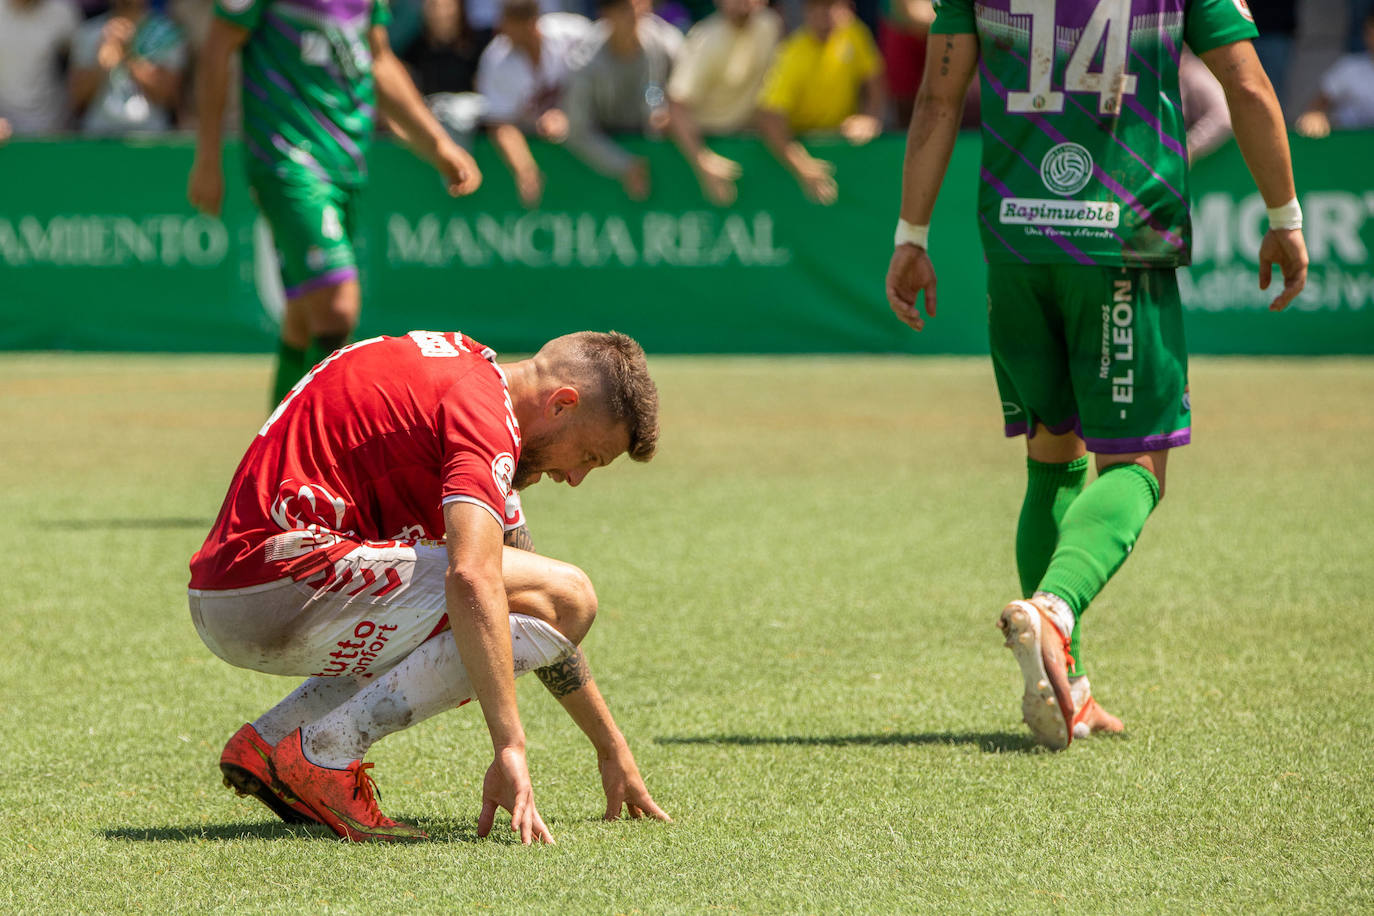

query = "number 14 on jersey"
[[1006, 0, 1140, 115]]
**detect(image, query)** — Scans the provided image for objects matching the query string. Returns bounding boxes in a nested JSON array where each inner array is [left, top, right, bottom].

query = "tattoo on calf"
[[504, 524, 534, 552], [535, 648, 591, 698]]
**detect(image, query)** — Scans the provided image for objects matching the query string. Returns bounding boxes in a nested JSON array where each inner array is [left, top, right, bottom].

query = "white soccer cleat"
[[998, 598, 1075, 750]]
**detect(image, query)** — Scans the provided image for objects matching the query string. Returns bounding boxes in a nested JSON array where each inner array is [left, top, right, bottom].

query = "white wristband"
[[894, 218, 930, 250], [1267, 197, 1302, 231]]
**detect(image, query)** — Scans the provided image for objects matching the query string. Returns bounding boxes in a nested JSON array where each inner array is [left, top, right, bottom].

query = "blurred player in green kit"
[[885, 0, 1309, 748], [187, 0, 481, 404]]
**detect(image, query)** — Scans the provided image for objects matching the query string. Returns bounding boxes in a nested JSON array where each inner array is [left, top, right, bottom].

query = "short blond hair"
[[543, 331, 659, 462]]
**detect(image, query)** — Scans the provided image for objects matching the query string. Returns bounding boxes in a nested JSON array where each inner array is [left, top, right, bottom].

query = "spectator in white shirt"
[[0, 0, 81, 137], [666, 0, 781, 205], [1297, 11, 1374, 137], [477, 0, 594, 206], [69, 0, 187, 135]]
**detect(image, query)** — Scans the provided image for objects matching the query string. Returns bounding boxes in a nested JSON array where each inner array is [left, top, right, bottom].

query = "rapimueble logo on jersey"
[[491, 453, 515, 499], [999, 142, 1119, 233]]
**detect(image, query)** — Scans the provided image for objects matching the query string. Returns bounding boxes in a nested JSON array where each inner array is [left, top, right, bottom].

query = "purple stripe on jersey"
[[1003, 420, 1029, 438], [285, 266, 359, 300], [979, 212, 1032, 263], [276, 0, 370, 25], [265, 10, 302, 42], [982, 65, 1185, 249], [245, 136, 276, 170], [245, 77, 271, 104], [265, 68, 298, 99], [1086, 427, 1191, 454], [1122, 95, 1189, 160], [262, 65, 364, 170], [979, 157, 1095, 265], [268, 133, 333, 182]]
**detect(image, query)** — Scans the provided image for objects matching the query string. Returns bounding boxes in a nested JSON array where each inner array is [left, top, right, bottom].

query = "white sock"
[[1032, 591, 1075, 643], [253, 675, 371, 745], [301, 614, 575, 768]]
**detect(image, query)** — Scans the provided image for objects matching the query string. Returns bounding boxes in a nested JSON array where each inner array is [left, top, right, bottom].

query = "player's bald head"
[[535, 331, 659, 462]]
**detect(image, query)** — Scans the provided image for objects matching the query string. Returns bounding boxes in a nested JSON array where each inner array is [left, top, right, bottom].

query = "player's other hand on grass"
[[598, 740, 671, 822], [478, 745, 554, 846], [436, 140, 482, 197], [187, 155, 225, 216], [886, 242, 937, 331], [1259, 227, 1309, 312]]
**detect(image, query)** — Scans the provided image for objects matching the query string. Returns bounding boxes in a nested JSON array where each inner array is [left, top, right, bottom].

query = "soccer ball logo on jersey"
[[1040, 143, 1094, 197], [491, 453, 515, 499]]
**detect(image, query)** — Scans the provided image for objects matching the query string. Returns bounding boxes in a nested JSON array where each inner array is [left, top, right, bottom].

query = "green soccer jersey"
[[932, 0, 1257, 267], [216, 0, 391, 188]]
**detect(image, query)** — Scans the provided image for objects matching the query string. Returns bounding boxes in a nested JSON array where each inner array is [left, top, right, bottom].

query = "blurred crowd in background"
[[2, 0, 1373, 204]]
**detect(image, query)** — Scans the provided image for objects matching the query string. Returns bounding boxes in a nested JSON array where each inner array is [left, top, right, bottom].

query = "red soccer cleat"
[[269, 729, 428, 843], [220, 723, 324, 825]]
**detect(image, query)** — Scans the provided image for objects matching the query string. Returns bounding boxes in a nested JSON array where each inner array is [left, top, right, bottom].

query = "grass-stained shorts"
[[249, 169, 362, 300], [988, 262, 1191, 454]]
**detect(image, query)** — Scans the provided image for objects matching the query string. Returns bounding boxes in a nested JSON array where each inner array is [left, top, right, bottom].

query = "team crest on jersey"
[[271, 480, 348, 533], [491, 453, 515, 498], [1231, 0, 1254, 22], [1040, 143, 1094, 197]]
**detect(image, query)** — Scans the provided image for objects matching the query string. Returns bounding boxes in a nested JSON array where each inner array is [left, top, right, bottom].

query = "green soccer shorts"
[[987, 262, 1191, 454], [249, 170, 361, 300]]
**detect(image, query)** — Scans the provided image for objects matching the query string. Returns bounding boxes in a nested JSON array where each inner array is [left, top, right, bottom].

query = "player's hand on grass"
[[478, 746, 554, 846], [1258, 227, 1308, 312], [598, 742, 671, 822], [436, 140, 482, 197], [187, 155, 225, 217], [886, 242, 937, 331]]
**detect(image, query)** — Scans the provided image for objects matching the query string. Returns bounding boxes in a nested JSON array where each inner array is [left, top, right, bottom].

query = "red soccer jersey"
[[189, 331, 521, 590]]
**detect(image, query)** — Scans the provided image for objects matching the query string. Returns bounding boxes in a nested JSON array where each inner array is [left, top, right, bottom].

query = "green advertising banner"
[[1, 132, 1371, 354]]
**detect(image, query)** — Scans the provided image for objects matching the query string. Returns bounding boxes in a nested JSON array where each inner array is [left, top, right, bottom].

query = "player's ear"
[[547, 386, 580, 419]]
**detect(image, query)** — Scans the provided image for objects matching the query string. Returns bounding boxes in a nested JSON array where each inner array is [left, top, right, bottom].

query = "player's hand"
[[98, 17, 135, 69], [840, 113, 881, 145], [1258, 227, 1308, 312], [597, 742, 670, 822], [796, 156, 837, 206], [886, 242, 937, 331], [187, 155, 225, 216], [0, 118, 12, 145], [436, 140, 482, 197], [478, 746, 554, 845]]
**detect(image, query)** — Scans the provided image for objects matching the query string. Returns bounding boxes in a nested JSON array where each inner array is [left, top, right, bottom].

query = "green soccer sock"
[[271, 340, 307, 407], [1016, 456, 1089, 596], [1017, 456, 1090, 675], [1037, 461, 1161, 627]]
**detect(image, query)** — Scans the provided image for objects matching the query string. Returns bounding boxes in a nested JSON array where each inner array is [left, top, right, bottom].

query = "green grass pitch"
[[2, 353, 1371, 914]]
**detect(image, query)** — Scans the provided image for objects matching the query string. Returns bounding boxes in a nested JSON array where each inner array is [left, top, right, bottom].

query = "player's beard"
[[512, 442, 549, 490]]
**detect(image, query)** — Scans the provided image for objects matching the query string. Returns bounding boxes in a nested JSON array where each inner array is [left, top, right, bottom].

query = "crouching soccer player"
[[885, 0, 1309, 748], [188, 330, 668, 841]]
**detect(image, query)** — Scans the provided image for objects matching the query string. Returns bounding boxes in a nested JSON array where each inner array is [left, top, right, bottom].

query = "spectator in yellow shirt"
[[757, 0, 885, 204]]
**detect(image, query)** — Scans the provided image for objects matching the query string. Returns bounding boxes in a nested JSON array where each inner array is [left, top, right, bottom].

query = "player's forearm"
[[1204, 41, 1296, 207], [446, 571, 527, 752], [194, 31, 237, 158], [539, 650, 627, 757], [899, 37, 972, 224], [374, 53, 450, 162]]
